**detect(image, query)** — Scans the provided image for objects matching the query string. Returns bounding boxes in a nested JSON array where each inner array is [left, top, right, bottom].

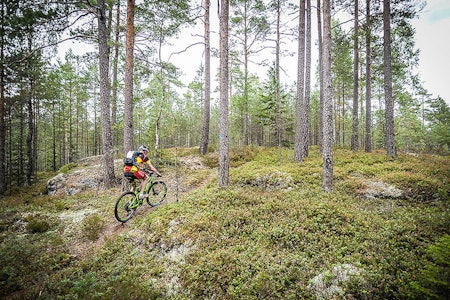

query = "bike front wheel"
[[146, 181, 167, 207], [115, 191, 137, 223]]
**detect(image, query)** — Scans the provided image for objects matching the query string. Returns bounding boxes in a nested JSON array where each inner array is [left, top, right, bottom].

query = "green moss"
[[59, 162, 77, 173]]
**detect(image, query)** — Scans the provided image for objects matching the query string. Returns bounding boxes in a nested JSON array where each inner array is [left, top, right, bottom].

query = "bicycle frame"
[[127, 171, 156, 205]]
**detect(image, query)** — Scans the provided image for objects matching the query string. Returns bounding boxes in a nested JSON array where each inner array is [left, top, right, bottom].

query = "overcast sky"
[[411, 0, 450, 103]]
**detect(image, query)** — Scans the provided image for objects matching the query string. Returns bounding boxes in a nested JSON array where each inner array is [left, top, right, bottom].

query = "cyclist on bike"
[[124, 145, 162, 199]]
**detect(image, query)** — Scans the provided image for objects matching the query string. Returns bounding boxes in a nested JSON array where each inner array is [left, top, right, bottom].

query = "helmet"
[[138, 145, 149, 152]]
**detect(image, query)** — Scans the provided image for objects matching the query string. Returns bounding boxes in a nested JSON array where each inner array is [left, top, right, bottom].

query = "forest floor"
[[1, 146, 449, 299]]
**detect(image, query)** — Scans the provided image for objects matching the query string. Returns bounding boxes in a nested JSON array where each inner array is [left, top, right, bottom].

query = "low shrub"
[[410, 234, 450, 299], [26, 218, 51, 233], [81, 214, 105, 241]]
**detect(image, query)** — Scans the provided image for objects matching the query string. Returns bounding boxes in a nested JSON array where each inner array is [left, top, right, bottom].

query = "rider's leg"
[[139, 176, 149, 198]]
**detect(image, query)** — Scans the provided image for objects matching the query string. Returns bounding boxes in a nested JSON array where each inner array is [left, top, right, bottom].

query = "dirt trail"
[[70, 155, 216, 259]]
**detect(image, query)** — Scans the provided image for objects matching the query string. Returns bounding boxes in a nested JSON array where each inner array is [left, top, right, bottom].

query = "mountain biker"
[[124, 145, 162, 199]]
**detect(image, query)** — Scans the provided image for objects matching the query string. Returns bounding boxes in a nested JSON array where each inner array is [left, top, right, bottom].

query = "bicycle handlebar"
[[142, 168, 162, 177]]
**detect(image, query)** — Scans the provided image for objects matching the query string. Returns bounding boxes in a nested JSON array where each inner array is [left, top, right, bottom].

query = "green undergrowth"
[[0, 147, 449, 299]]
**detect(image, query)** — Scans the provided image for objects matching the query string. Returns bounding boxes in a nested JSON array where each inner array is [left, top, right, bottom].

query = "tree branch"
[[168, 41, 205, 61], [7, 35, 93, 65]]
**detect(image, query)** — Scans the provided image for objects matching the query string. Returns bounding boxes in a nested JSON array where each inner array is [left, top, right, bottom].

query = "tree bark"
[[98, 0, 116, 189], [200, 0, 211, 155], [0, 0, 5, 196], [365, 0, 372, 152], [383, 0, 397, 157], [322, 0, 333, 192], [294, 0, 305, 162], [317, 0, 324, 153], [26, 34, 35, 187], [112, 0, 121, 147], [243, 1, 249, 146], [123, 0, 135, 154], [351, 0, 359, 151], [275, 0, 282, 148], [218, 0, 229, 187], [304, 0, 311, 157]]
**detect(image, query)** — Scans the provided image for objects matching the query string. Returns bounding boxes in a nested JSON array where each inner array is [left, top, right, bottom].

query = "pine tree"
[[98, 0, 115, 188], [124, 0, 135, 153], [200, 0, 211, 155], [322, 0, 333, 192], [218, 0, 230, 187], [383, 0, 397, 157]]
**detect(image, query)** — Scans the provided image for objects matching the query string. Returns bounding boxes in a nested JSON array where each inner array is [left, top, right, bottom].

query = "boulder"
[[363, 180, 403, 199], [47, 173, 67, 196], [308, 264, 369, 299]]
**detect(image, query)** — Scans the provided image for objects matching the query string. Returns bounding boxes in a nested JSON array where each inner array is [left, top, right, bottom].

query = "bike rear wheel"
[[146, 181, 167, 207], [115, 191, 137, 223]]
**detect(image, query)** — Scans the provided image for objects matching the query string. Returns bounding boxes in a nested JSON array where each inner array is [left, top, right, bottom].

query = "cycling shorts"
[[124, 165, 146, 180]]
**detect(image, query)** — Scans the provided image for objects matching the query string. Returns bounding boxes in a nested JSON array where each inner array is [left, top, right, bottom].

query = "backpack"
[[124, 150, 139, 166]]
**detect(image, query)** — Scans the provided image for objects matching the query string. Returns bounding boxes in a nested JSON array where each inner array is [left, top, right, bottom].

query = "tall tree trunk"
[[242, 1, 250, 146], [365, 0, 372, 152], [351, 0, 359, 151], [123, 0, 135, 153], [98, 0, 115, 188], [33, 93, 38, 174], [304, 0, 311, 156], [26, 92, 34, 186], [76, 65, 80, 162], [93, 90, 97, 156], [275, 0, 282, 148], [68, 78, 73, 162], [112, 0, 121, 147], [335, 84, 340, 144], [294, 0, 305, 162], [26, 33, 35, 186], [218, 0, 229, 187], [52, 102, 56, 171], [342, 85, 345, 144], [317, 0, 324, 153], [200, 0, 211, 155], [243, 7, 249, 146], [19, 105, 24, 186], [154, 38, 165, 164], [0, 0, 5, 196], [383, 0, 397, 157], [322, 0, 333, 192]]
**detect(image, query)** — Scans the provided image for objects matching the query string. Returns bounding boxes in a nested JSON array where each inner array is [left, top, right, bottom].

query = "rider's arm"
[[146, 160, 162, 176]]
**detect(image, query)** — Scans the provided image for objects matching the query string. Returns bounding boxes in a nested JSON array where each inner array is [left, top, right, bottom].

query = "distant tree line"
[[1, 0, 448, 195]]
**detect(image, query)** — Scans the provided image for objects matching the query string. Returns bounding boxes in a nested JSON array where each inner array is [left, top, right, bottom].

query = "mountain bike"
[[114, 169, 167, 223]]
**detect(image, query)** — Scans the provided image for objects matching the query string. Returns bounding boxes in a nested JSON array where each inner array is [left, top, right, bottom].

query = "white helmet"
[[138, 145, 149, 152]]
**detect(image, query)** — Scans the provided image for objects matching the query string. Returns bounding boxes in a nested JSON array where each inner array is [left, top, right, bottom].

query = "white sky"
[[411, 0, 450, 103]]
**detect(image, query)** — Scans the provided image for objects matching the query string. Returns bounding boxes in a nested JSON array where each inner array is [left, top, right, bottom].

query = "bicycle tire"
[[146, 181, 167, 207], [115, 191, 137, 223]]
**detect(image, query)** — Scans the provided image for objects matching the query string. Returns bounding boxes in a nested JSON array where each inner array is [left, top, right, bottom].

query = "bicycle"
[[114, 169, 168, 223]]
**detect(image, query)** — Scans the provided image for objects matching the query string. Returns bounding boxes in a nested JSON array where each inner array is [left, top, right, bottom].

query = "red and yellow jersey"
[[124, 152, 150, 173], [135, 153, 149, 165]]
